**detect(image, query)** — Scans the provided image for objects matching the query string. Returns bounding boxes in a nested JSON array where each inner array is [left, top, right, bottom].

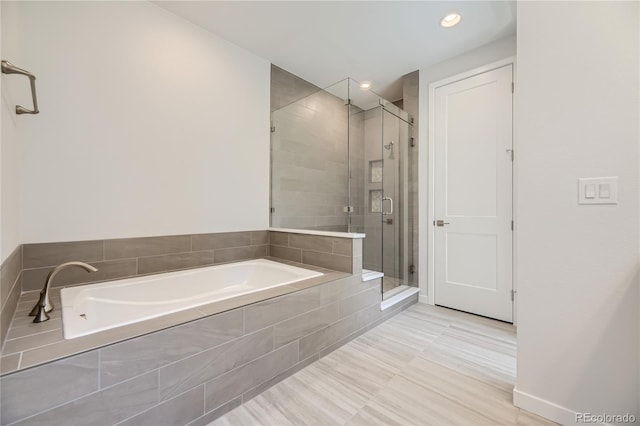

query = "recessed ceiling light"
[[440, 13, 461, 28], [360, 82, 371, 90]]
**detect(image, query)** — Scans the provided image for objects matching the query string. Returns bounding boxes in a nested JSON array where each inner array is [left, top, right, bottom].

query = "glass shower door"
[[381, 106, 411, 298]]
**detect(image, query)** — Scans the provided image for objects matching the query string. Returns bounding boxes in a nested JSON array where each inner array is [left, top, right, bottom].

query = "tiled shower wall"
[[270, 88, 350, 232], [270, 65, 359, 233], [0, 248, 22, 346], [270, 65, 320, 113], [1, 259, 416, 425]]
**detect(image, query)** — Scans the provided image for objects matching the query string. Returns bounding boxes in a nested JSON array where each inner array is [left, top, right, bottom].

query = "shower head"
[[384, 141, 395, 160]]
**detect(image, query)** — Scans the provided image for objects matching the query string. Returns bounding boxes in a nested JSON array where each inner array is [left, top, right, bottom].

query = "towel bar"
[[1, 60, 39, 115]]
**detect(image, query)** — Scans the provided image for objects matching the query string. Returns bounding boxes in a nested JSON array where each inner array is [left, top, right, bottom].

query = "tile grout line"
[[5, 366, 159, 425]]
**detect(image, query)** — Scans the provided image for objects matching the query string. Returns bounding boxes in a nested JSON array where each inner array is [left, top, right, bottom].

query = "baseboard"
[[513, 387, 580, 425]]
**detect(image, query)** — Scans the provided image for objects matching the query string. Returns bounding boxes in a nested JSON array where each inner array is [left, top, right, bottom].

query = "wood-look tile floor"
[[211, 303, 557, 426]]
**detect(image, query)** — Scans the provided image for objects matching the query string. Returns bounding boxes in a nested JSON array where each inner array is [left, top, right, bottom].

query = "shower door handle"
[[382, 197, 393, 215]]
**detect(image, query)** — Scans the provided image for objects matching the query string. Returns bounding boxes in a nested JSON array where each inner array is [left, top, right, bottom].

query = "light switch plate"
[[578, 177, 618, 205]]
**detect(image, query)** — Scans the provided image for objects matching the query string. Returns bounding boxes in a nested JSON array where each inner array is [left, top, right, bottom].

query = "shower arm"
[[1, 60, 39, 115]]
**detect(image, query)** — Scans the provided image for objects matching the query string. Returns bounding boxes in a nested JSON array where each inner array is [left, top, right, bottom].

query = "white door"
[[433, 64, 513, 322]]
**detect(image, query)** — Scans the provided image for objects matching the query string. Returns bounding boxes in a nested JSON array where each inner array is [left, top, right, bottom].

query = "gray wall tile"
[[271, 64, 320, 112], [118, 385, 204, 426], [12, 371, 158, 426], [23, 240, 103, 269], [339, 287, 381, 319], [192, 232, 251, 251], [269, 245, 301, 263], [299, 308, 371, 360], [318, 323, 369, 359], [21, 259, 137, 292], [186, 396, 241, 426], [289, 234, 333, 253], [101, 309, 244, 387], [244, 287, 320, 333], [251, 231, 269, 245], [269, 232, 289, 246], [274, 303, 339, 348], [1, 247, 21, 311], [159, 327, 273, 401], [332, 238, 353, 256], [319, 275, 366, 304], [0, 354, 20, 375], [105, 235, 191, 260], [302, 250, 352, 273], [0, 351, 98, 425], [204, 341, 298, 411], [270, 80, 350, 230], [138, 251, 213, 275], [7, 317, 62, 340], [213, 245, 267, 264], [242, 353, 319, 403], [2, 329, 62, 355], [11, 305, 60, 329], [0, 275, 21, 348]]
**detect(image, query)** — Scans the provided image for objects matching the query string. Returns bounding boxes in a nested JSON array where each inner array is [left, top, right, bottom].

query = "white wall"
[[1, 1, 24, 262], [514, 2, 639, 423], [4, 1, 270, 244], [417, 34, 516, 300]]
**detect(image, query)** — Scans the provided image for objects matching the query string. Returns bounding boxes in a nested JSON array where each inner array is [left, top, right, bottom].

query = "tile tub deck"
[[0, 258, 347, 376]]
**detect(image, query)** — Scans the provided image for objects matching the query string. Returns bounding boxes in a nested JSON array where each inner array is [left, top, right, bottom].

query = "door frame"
[[419, 56, 518, 323]]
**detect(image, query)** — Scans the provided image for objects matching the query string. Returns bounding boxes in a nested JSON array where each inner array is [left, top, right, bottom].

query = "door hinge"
[[409, 264, 416, 274], [270, 123, 276, 133], [511, 220, 514, 231], [270, 207, 275, 213], [511, 289, 517, 301], [511, 82, 514, 93], [343, 206, 354, 213], [410, 136, 416, 147], [506, 149, 514, 161]]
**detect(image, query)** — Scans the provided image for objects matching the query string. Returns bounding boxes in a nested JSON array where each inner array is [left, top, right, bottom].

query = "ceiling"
[[155, 1, 516, 101]]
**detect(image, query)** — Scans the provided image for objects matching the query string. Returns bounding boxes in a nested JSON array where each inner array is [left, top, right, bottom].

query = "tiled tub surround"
[[0, 247, 22, 348], [0, 273, 416, 426], [2, 261, 346, 373], [2, 229, 363, 372], [269, 229, 363, 275], [20, 231, 272, 292], [61, 259, 323, 339]]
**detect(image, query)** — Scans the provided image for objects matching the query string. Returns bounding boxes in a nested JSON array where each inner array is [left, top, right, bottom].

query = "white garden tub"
[[60, 259, 322, 339]]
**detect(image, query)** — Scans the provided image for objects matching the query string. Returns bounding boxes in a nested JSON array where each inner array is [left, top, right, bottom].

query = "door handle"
[[435, 220, 450, 227], [382, 197, 393, 215]]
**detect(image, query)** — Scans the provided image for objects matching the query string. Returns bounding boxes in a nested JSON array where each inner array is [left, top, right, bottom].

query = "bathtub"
[[60, 259, 323, 339]]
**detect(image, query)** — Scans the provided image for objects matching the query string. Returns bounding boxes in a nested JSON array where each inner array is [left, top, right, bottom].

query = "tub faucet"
[[30, 261, 98, 323]]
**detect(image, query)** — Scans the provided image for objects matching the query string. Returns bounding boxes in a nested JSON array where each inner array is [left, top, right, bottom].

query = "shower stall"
[[270, 78, 416, 298]]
